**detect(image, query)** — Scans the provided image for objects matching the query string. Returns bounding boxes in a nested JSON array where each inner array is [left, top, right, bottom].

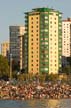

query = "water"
[[0, 99, 71, 108]]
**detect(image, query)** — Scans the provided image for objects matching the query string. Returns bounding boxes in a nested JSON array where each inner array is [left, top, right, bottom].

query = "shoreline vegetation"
[[0, 80, 71, 100]]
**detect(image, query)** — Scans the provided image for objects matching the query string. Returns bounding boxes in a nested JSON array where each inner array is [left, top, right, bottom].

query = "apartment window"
[[36, 60, 38, 62], [31, 26, 33, 28], [37, 55, 38, 58], [55, 30, 56, 33], [31, 39, 33, 41], [31, 68, 33, 71], [31, 60, 33, 62], [51, 60, 52, 62], [37, 68, 38, 70], [64, 41, 65, 43], [36, 34, 38, 36], [31, 22, 33, 24], [31, 51, 33, 53], [36, 38, 38, 41], [31, 34, 33, 37], [45, 20, 48, 23], [37, 47, 38, 49], [31, 17, 33, 20], [50, 64, 52, 66], [31, 47, 33, 49], [31, 64, 33, 66], [36, 21, 38, 23], [31, 43, 33, 45], [50, 38, 52, 40], [50, 21, 52, 24], [36, 17, 38, 19], [17, 29, 20, 32], [31, 30, 33, 32], [44, 16, 48, 19], [50, 26, 52, 28], [36, 25, 38, 28]]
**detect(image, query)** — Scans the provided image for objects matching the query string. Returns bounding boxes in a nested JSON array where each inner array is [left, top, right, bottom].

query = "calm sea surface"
[[0, 99, 71, 108]]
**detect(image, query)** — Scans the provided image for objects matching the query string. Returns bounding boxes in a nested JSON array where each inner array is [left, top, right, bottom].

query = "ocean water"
[[0, 99, 71, 108]]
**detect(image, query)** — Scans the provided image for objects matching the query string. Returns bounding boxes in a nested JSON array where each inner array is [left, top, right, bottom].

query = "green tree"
[[48, 74, 59, 82], [62, 65, 71, 75], [0, 55, 9, 79]]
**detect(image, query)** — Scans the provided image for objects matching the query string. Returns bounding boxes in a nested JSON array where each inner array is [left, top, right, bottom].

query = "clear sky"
[[0, 0, 71, 45]]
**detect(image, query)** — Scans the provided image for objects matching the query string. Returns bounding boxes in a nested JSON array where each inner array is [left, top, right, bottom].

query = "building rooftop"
[[63, 18, 71, 22], [25, 7, 62, 14]]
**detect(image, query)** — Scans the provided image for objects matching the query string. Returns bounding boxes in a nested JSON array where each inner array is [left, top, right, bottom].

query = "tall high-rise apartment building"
[[62, 18, 71, 57], [25, 7, 62, 74], [62, 18, 71, 66], [9, 26, 25, 70], [18, 29, 25, 70], [1, 42, 9, 58]]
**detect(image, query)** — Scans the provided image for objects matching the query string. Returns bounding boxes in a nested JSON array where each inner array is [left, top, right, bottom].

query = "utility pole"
[[10, 54, 12, 80]]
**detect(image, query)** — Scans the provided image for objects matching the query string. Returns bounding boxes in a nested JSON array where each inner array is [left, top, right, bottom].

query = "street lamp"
[[10, 53, 12, 80]]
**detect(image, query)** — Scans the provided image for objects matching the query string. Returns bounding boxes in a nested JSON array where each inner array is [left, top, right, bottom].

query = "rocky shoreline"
[[0, 80, 71, 100]]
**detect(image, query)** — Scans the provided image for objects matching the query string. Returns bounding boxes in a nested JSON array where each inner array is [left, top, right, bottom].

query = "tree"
[[0, 55, 9, 79], [47, 74, 59, 82], [62, 65, 71, 75]]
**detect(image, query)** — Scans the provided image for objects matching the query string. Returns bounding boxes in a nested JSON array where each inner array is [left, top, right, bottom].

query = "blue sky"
[[0, 0, 71, 45]]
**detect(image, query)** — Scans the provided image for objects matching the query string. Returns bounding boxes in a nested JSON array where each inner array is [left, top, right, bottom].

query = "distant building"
[[9, 26, 25, 70], [24, 7, 62, 74], [62, 18, 71, 66], [1, 42, 9, 58], [18, 27, 25, 70]]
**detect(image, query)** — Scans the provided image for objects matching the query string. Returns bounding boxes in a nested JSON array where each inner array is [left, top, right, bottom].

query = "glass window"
[[31, 17, 33, 20], [36, 25, 38, 28], [37, 68, 38, 70], [31, 26, 33, 28], [36, 38, 38, 40], [36, 17, 38, 19], [31, 43, 33, 45], [31, 51, 33, 53], [31, 30, 33, 32], [31, 39, 33, 41], [36, 21, 38, 23], [31, 68, 33, 71]]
